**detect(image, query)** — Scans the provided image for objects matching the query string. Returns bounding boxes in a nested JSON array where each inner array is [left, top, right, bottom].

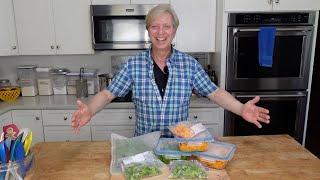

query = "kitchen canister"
[[51, 68, 70, 95], [76, 68, 88, 98], [36, 67, 53, 95], [17, 65, 38, 97]]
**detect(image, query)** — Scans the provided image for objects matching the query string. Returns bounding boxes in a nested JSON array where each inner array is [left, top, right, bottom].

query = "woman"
[[71, 4, 270, 137]]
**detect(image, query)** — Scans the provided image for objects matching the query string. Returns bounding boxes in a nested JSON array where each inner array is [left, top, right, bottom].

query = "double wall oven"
[[225, 12, 315, 143]]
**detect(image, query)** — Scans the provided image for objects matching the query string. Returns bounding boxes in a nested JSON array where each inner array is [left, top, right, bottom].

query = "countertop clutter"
[[0, 95, 218, 114], [25, 135, 320, 180]]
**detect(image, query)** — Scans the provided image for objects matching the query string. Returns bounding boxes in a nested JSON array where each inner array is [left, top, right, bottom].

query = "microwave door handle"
[[235, 94, 307, 98]]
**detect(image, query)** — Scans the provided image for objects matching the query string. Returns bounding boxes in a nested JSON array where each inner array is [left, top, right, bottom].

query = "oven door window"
[[93, 16, 149, 43], [226, 93, 307, 143], [233, 28, 312, 78]]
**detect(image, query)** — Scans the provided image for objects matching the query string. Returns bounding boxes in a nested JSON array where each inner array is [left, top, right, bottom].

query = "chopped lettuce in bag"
[[169, 160, 208, 179]]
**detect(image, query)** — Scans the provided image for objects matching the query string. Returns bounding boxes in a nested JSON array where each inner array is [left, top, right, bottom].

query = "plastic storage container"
[[193, 141, 236, 169], [17, 65, 38, 96], [36, 67, 53, 95], [154, 138, 192, 164], [66, 73, 79, 95], [51, 68, 70, 95]]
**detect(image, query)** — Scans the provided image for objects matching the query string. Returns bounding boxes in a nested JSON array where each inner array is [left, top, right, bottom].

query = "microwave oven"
[[91, 4, 157, 50]]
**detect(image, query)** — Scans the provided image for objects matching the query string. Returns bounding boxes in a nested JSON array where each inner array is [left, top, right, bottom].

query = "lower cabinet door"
[[91, 125, 135, 141], [44, 126, 91, 142]]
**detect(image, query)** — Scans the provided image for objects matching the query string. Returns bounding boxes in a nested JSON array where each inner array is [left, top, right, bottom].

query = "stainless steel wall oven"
[[225, 12, 316, 143]]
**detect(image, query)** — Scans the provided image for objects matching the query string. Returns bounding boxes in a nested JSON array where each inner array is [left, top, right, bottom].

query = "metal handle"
[[236, 94, 306, 98], [274, 0, 280, 4], [63, 117, 67, 121], [12, 46, 16, 50], [129, 115, 132, 119], [50, 45, 55, 49], [35, 117, 40, 120], [193, 115, 198, 119], [56, 45, 60, 49], [233, 27, 310, 35]]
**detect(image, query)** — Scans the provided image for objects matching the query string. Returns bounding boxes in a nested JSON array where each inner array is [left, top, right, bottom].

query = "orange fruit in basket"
[[0, 87, 21, 102]]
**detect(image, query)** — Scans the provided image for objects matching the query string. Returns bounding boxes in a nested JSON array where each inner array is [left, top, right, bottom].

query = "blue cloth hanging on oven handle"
[[258, 26, 276, 67]]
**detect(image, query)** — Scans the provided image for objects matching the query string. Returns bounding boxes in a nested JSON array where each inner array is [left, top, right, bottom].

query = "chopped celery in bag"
[[169, 160, 208, 179]]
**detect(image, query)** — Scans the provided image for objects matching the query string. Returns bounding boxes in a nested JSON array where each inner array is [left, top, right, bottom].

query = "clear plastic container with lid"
[[36, 67, 53, 95], [17, 65, 38, 96], [193, 141, 236, 169], [0, 79, 11, 88], [66, 72, 79, 95], [51, 68, 70, 95]]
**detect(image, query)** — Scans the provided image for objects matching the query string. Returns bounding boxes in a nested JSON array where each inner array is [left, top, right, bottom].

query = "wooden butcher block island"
[[26, 135, 320, 180]]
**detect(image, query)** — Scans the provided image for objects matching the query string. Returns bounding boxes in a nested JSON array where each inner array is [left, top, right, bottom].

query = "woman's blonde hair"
[[146, 4, 179, 29]]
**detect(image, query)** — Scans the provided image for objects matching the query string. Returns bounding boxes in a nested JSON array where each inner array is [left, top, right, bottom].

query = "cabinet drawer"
[[91, 109, 135, 126], [92, 125, 135, 141], [189, 108, 219, 124], [44, 126, 91, 142], [42, 110, 74, 125]]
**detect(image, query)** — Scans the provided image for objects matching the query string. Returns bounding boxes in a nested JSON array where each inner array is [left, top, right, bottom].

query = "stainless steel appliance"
[[225, 12, 316, 143], [91, 4, 157, 50]]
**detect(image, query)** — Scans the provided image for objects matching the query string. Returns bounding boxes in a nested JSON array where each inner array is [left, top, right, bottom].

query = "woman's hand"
[[241, 96, 270, 128], [71, 100, 93, 133]]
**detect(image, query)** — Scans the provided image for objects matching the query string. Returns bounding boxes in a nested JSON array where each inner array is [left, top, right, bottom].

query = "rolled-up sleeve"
[[107, 61, 132, 97], [193, 61, 218, 97]]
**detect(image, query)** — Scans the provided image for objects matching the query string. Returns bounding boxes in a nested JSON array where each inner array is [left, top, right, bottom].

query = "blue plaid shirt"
[[107, 48, 217, 136]]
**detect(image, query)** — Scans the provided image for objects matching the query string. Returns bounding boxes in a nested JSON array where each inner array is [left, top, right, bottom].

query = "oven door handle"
[[233, 27, 311, 35], [235, 93, 307, 98]]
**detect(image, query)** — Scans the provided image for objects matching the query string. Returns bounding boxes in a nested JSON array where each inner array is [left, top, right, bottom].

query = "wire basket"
[[0, 87, 21, 102]]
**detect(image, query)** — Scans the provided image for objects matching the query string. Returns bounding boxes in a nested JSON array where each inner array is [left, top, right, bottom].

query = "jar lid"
[[0, 79, 10, 84], [51, 68, 71, 75], [36, 67, 52, 72], [17, 65, 37, 69]]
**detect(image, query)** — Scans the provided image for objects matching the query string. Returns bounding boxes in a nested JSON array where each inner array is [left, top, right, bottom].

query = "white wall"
[[0, 50, 139, 85]]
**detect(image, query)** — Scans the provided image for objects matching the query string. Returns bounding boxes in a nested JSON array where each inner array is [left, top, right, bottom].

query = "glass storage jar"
[[36, 67, 53, 95], [66, 72, 79, 95], [17, 65, 38, 96], [51, 68, 70, 95]]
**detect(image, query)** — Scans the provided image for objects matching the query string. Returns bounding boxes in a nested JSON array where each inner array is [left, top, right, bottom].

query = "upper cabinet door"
[[91, 0, 130, 5], [171, 0, 216, 52], [224, 0, 272, 12], [131, 0, 170, 4], [53, 0, 93, 54], [0, 0, 18, 56], [13, 0, 56, 55], [272, 0, 320, 11]]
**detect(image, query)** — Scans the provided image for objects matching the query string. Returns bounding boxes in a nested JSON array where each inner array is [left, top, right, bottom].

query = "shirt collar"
[[147, 46, 177, 65]]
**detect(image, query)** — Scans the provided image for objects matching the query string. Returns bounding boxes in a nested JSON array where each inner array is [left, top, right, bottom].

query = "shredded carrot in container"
[[172, 124, 194, 138]]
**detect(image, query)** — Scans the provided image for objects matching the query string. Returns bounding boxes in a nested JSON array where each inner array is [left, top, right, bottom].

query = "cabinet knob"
[[35, 117, 40, 120], [12, 46, 16, 50], [193, 115, 198, 119], [128, 115, 132, 119], [274, 0, 279, 4], [56, 45, 60, 49], [63, 117, 68, 121], [50, 45, 55, 49], [172, 43, 176, 47]]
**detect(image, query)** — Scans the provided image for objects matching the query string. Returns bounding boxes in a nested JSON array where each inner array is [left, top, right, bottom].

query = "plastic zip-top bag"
[[169, 121, 207, 138], [169, 160, 208, 179], [119, 151, 165, 180], [110, 131, 161, 175]]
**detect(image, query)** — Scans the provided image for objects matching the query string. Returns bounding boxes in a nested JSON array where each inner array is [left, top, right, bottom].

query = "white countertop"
[[0, 95, 218, 114]]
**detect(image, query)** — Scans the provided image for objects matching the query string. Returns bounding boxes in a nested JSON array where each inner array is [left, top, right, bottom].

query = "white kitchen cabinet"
[[91, 0, 168, 5], [0, 0, 19, 56], [92, 125, 135, 141], [0, 111, 12, 128], [11, 110, 44, 145], [224, 0, 320, 12], [91, 109, 135, 126], [42, 110, 91, 142], [13, 0, 93, 55], [189, 107, 223, 136], [171, 0, 216, 52]]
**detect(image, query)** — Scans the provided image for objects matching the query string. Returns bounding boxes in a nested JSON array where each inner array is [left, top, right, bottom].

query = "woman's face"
[[148, 12, 176, 52]]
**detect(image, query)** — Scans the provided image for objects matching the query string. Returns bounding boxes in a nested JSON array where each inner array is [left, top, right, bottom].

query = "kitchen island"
[[26, 135, 320, 180]]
